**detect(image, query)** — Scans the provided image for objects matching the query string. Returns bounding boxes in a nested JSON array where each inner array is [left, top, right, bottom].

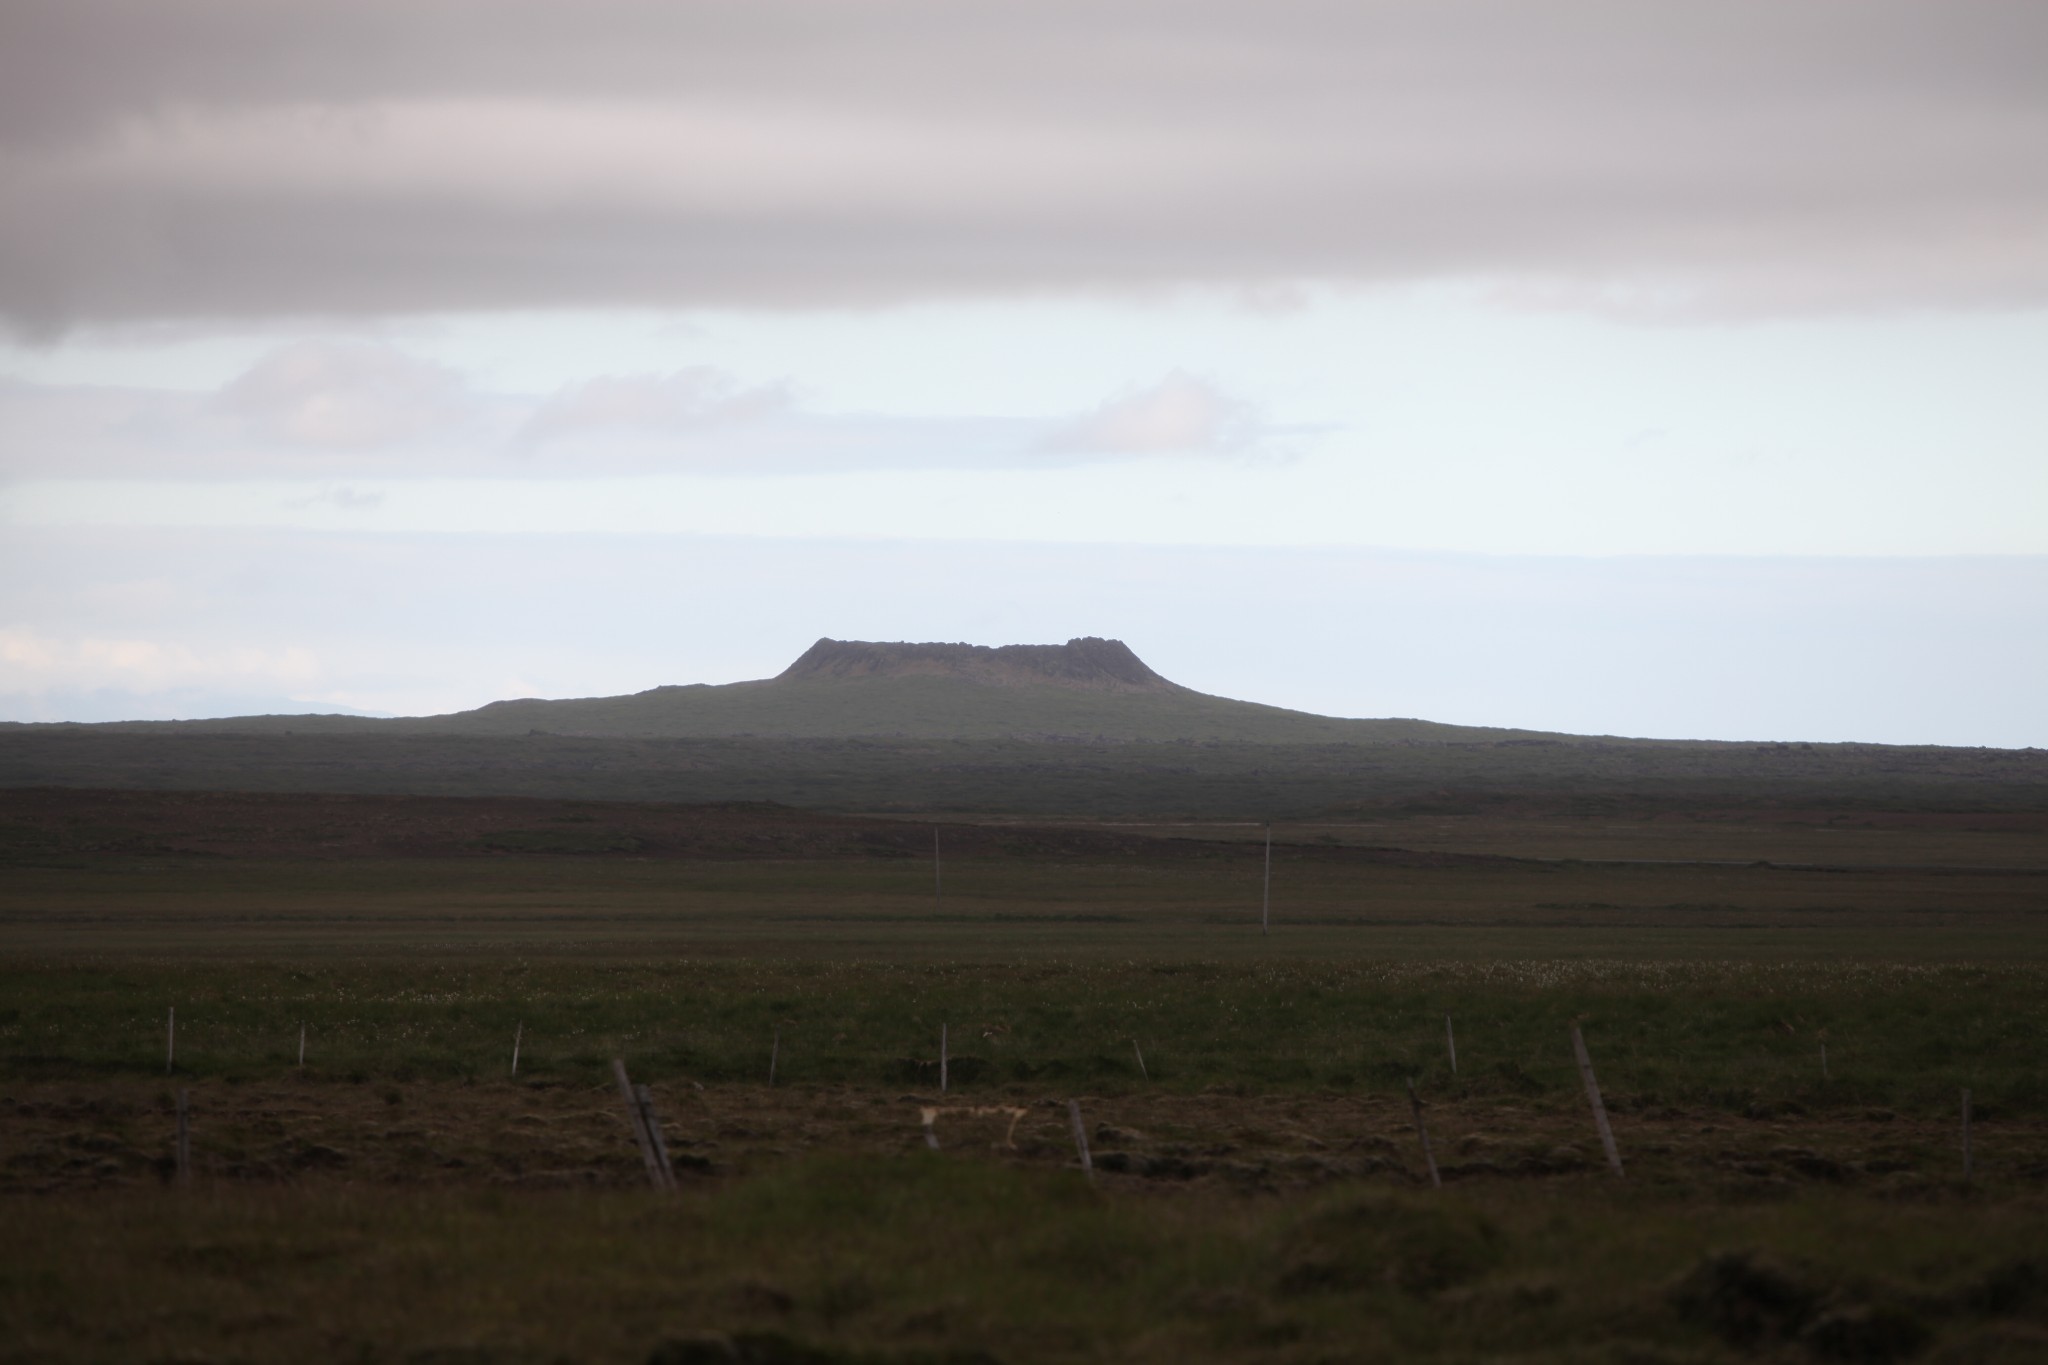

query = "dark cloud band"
[[3, 0, 2045, 330]]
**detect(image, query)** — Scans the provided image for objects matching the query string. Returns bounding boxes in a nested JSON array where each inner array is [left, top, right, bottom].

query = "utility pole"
[[1262, 823, 1272, 936]]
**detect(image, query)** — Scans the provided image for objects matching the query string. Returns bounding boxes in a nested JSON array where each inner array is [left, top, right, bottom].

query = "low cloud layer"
[[0, 341, 1278, 477], [0, 624, 320, 697], [3, 1, 2044, 332]]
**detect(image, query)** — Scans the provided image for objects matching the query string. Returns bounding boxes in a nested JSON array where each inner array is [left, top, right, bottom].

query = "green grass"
[[8, 956, 2045, 1119]]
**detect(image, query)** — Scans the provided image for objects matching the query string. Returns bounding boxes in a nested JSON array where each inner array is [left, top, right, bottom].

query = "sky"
[[2, 0, 2044, 744]]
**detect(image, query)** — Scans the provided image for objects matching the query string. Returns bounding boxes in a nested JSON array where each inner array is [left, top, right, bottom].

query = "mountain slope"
[[429, 634, 1575, 742], [94, 637, 1570, 744]]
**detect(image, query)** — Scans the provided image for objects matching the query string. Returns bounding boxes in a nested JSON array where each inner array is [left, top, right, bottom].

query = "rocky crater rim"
[[774, 637, 1183, 692]]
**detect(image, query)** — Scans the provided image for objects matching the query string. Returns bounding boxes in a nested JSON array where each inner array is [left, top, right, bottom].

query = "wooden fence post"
[[1962, 1088, 1974, 1182], [1571, 1024, 1624, 1177], [174, 1088, 192, 1188], [511, 1021, 522, 1078], [612, 1060, 669, 1191], [297, 1022, 306, 1070], [1067, 1099, 1094, 1181], [1445, 1014, 1458, 1075], [636, 1083, 678, 1191], [1132, 1039, 1148, 1081], [1406, 1080, 1442, 1189]]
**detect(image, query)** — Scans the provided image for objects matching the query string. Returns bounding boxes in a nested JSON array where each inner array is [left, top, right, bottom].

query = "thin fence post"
[[636, 1083, 678, 1191], [1962, 1088, 1974, 1182], [1261, 824, 1272, 936], [612, 1059, 668, 1191], [1406, 1079, 1442, 1189], [769, 1026, 780, 1087], [297, 1022, 306, 1070], [1445, 1014, 1458, 1075], [511, 1021, 522, 1078], [166, 1006, 175, 1075], [1132, 1039, 1148, 1081], [1571, 1024, 1624, 1177], [174, 1088, 192, 1188], [1067, 1099, 1094, 1181], [940, 1023, 948, 1094]]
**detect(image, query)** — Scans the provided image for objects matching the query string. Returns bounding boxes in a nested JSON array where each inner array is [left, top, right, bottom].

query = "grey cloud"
[[2, 1, 2045, 331], [0, 341, 508, 477]]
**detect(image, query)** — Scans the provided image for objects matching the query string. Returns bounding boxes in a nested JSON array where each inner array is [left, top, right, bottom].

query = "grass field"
[[5, 789, 2046, 1363]]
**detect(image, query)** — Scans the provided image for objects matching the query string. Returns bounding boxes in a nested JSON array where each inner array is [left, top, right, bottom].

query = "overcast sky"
[[2, 1, 2044, 742]]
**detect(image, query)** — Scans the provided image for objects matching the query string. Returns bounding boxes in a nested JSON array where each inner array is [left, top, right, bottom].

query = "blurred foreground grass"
[[8, 1156, 2048, 1364]]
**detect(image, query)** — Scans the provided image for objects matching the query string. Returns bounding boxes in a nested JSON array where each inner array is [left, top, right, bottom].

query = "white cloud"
[[213, 340, 468, 448], [1039, 372, 1260, 457], [517, 367, 791, 447], [0, 345, 1277, 477]]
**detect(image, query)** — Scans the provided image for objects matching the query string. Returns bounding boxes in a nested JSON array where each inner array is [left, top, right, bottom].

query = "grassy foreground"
[[7, 792, 2045, 1363], [9, 1159, 2048, 1364]]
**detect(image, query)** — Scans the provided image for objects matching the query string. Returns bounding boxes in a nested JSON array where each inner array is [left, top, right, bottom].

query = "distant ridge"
[[10, 637, 1567, 745]]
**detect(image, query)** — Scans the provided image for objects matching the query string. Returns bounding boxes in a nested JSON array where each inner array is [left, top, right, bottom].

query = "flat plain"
[[5, 787, 2048, 1364]]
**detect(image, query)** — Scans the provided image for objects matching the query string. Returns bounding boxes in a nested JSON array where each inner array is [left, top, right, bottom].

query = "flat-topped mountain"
[[432, 636, 1545, 742], [31, 637, 1563, 745], [776, 637, 1178, 692]]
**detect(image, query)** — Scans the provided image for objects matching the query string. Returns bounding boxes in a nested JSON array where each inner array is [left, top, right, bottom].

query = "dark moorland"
[[5, 727, 2045, 820]]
